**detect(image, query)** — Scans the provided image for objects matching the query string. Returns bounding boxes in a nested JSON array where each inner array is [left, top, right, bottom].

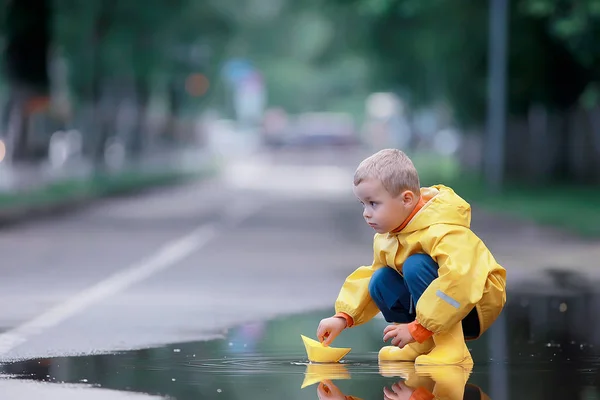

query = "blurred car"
[[263, 111, 359, 148]]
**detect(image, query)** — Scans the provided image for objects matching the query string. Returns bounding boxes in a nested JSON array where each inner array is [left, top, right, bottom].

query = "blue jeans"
[[368, 254, 480, 338]]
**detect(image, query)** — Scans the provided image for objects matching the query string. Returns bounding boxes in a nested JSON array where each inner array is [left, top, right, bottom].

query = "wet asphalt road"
[[0, 148, 371, 358], [1, 147, 599, 399], [0, 147, 374, 397]]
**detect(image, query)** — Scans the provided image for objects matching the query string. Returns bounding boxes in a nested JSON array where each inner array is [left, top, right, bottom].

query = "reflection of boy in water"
[[317, 380, 363, 400], [316, 366, 489, 400], [316, 149, 506, 365]]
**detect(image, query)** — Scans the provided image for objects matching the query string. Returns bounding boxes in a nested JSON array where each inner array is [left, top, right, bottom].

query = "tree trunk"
[[587, 106, 600, 181], [527, 104, 548, 180], [129, 77, 150, 156], [164, 78, 182, 142], [549, 111, 571, 181], [3, 0, 51, 162], [88, 0, 116, 167]]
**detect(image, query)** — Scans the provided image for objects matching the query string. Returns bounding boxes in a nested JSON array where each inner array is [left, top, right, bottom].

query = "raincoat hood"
[[400, 185, 471, 234]]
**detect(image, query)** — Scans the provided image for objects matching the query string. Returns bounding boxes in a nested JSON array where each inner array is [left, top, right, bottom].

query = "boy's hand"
[[317, 317, 347, 346], [383, 324, 415, 348]]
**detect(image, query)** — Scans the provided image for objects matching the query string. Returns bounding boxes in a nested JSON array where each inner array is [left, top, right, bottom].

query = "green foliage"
[[351, 0, 490, 126], [521, 0, 600, 67], [7, 0, 600, 127], [520, 0, 600, 107], [223, 0, 374, 114], [51, 0, 232, 104], [338, 0, 599, 126]]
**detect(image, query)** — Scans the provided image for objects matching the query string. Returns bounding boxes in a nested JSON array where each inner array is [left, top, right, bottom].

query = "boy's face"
[[353, 178, 418, 234]]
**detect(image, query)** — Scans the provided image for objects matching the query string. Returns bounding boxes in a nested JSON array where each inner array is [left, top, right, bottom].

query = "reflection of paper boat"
[[301, 363, 351, 388], [301, 335, 351, 363]]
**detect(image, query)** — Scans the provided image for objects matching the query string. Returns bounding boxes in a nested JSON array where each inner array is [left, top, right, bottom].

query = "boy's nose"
[[363, 209, 371, 219]]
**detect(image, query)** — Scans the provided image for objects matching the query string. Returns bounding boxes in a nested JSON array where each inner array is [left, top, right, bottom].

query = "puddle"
[[2, 281, 600, 400]]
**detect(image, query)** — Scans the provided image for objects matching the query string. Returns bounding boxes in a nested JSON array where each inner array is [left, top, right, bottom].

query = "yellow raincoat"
[[335, 185, 506, 338]]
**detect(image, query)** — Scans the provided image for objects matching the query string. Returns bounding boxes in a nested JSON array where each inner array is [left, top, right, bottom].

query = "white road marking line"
[[0, 224, 216, 356], [0, 200, 266, 357], [0, 198, 264, 356]]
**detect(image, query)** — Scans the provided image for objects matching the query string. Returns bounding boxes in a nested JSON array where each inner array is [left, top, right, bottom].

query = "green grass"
[[3, 152, 599, 237], [411, 152, 600, 237], [0, 164, 218, 214]]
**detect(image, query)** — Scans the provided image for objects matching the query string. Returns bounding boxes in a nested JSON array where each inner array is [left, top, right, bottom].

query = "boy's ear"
[[400, 190, 416, 205]]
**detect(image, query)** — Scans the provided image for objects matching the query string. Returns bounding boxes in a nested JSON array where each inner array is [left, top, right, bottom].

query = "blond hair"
[[354, 149, 420, 196]]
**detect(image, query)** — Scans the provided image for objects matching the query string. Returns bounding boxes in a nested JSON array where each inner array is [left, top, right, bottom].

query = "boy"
[[316, 149, 506, 365]]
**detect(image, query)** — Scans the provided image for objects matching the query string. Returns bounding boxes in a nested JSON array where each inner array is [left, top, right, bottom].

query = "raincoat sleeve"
[[334, 235, 386, 327], [415, 225, 495, 334]]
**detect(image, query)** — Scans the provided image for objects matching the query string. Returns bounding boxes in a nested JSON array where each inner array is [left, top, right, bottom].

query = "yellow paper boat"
[[301, 363, 351, 388], [301, 335, 351, 363]]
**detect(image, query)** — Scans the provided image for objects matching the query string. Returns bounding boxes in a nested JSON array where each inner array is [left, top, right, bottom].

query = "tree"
[[521, 0, 600, 107], [3, 0, 51, 161], [52, 0, 232, 162]]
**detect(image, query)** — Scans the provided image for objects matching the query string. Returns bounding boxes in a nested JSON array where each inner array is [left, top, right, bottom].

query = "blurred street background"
[[0, 0, 599, 399]]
